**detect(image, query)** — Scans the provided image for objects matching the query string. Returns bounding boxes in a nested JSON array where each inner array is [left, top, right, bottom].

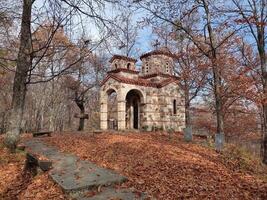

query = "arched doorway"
[[125, 89, 143, 129], [107, 89, 118, 130]]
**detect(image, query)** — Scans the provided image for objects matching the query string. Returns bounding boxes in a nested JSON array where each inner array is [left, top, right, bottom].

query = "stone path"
[[24, 139, 146, 200]]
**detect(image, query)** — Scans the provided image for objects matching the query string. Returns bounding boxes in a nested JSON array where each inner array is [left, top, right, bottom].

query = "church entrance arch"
[[106, 88, 118, 130], [125, 89, 144, 129]]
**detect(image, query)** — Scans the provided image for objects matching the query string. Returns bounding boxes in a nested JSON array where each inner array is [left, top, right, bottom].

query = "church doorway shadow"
[[125, 89, 144, 130]]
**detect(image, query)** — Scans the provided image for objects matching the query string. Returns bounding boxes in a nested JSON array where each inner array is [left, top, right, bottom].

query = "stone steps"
[[24, 139, 147, 200]]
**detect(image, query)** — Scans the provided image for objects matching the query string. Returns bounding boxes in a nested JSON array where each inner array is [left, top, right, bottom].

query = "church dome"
[[140, 47, 175, 60], [109, 55, 137, 71], [140, 47, 175, 75]]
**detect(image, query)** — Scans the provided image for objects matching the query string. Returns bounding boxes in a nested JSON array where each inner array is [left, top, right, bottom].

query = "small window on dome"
[[146, 66, 149, 73], [166, 62, 169, 65], [115, 63, 118, 69], [166, 65, 169, 73]]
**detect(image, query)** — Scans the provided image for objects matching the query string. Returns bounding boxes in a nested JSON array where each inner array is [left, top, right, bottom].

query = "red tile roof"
[[140, 49, 176, 60], [109, 55, 137, 63], [139, 72, 178, 79], [107, 68, 139, 74], [100, 73, 179, 88]]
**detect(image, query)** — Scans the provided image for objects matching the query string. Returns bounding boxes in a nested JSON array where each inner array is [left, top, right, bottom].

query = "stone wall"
[[100, 77, 185, 132], [141, 83, 185, 131], [116, 71, 139, 79], [158, 83, 185, 131], [111, 58, 136, 71], [141, 55, 174, 75]]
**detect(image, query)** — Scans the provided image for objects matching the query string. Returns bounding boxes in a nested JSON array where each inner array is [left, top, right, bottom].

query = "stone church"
[[100, 48, 185, 131]]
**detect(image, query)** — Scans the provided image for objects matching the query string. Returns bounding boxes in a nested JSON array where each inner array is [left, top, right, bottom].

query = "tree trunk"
[[4, 0, 32, 152], [203, 0, 224, 150], [263, 102, 267, 164], [184, 86, 191, 128], [213, 64, 224, 136], [212, 59, 225, 152], [259, 40, 267, 164], [75, 89, 86, 131], [36, 109, 42, 132], [254, 21, 267, 163]]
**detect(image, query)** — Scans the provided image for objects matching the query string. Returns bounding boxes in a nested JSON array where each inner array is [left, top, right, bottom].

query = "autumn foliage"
[[37, 132, 267, 200]]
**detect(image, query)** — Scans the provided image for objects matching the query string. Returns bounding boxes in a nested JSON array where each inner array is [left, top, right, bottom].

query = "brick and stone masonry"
[[100, 48, 186, 131]]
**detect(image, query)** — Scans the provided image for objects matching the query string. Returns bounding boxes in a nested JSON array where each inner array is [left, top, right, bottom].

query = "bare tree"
[[152, 20, 208, 129], [132, 0, 240, 150], [175, 40, 208, 128], [105, 6, 139, 57], [228, 0, 267, 163], [3, 0, 119, 151], [4, 0, 32, 151]]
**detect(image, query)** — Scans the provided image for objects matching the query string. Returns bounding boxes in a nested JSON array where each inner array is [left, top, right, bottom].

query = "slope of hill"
[[41, 132, 267, 200]]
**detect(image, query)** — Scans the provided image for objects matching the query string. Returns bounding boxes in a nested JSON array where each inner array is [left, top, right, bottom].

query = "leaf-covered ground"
[[39, 132, 267, 200], [0, 136, 66, 200], [1, 132, 267, 199]]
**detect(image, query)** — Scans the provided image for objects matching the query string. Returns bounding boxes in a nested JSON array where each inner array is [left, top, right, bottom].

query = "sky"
[[33, 0, 157, 60]]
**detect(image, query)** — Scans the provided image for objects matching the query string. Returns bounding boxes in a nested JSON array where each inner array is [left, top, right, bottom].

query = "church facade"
[[100, 49, 185, 131]]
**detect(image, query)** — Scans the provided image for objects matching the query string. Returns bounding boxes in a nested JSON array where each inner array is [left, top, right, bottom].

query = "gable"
[[101, 73, 180, 89]]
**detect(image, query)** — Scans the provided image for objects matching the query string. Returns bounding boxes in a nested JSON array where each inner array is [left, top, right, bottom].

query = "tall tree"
[[3, 0, 118, 151], [229, 0, 267, 162], [175, 41, 207, 128], [71, 46, 106, 131], [4, 0, 32, 151], [134, 0, 238, 149], [154, 24, 208, 128]]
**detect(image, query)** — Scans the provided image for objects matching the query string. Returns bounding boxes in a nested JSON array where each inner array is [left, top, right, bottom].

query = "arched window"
[[146, 64, 149, 73], [173, 99, 177, 114], [127, 63, 131, 69], [166, 62, 169, 73], [115, 63, 118, 69]]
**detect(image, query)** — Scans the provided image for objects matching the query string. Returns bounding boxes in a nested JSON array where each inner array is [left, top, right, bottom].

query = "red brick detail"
[[140, 49, 176, 60], [100, 75, 112, 87], [100, 73, 179, 88], [107, 68, 139, 74], [139, 72, 179, 79], [159, 78, 179, 87]]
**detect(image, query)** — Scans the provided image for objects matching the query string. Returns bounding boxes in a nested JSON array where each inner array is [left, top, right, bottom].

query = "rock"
[[39, 160, 52, 171], [183, 126, 193, 142]]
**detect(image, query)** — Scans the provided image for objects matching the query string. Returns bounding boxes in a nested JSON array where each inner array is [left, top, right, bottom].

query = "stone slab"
[[215, 133, 225, 152], [50, 159, 127, 192], [183, 127, 193, 142], [24, 139, 127, 192], [71, 187, 147, 200]]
